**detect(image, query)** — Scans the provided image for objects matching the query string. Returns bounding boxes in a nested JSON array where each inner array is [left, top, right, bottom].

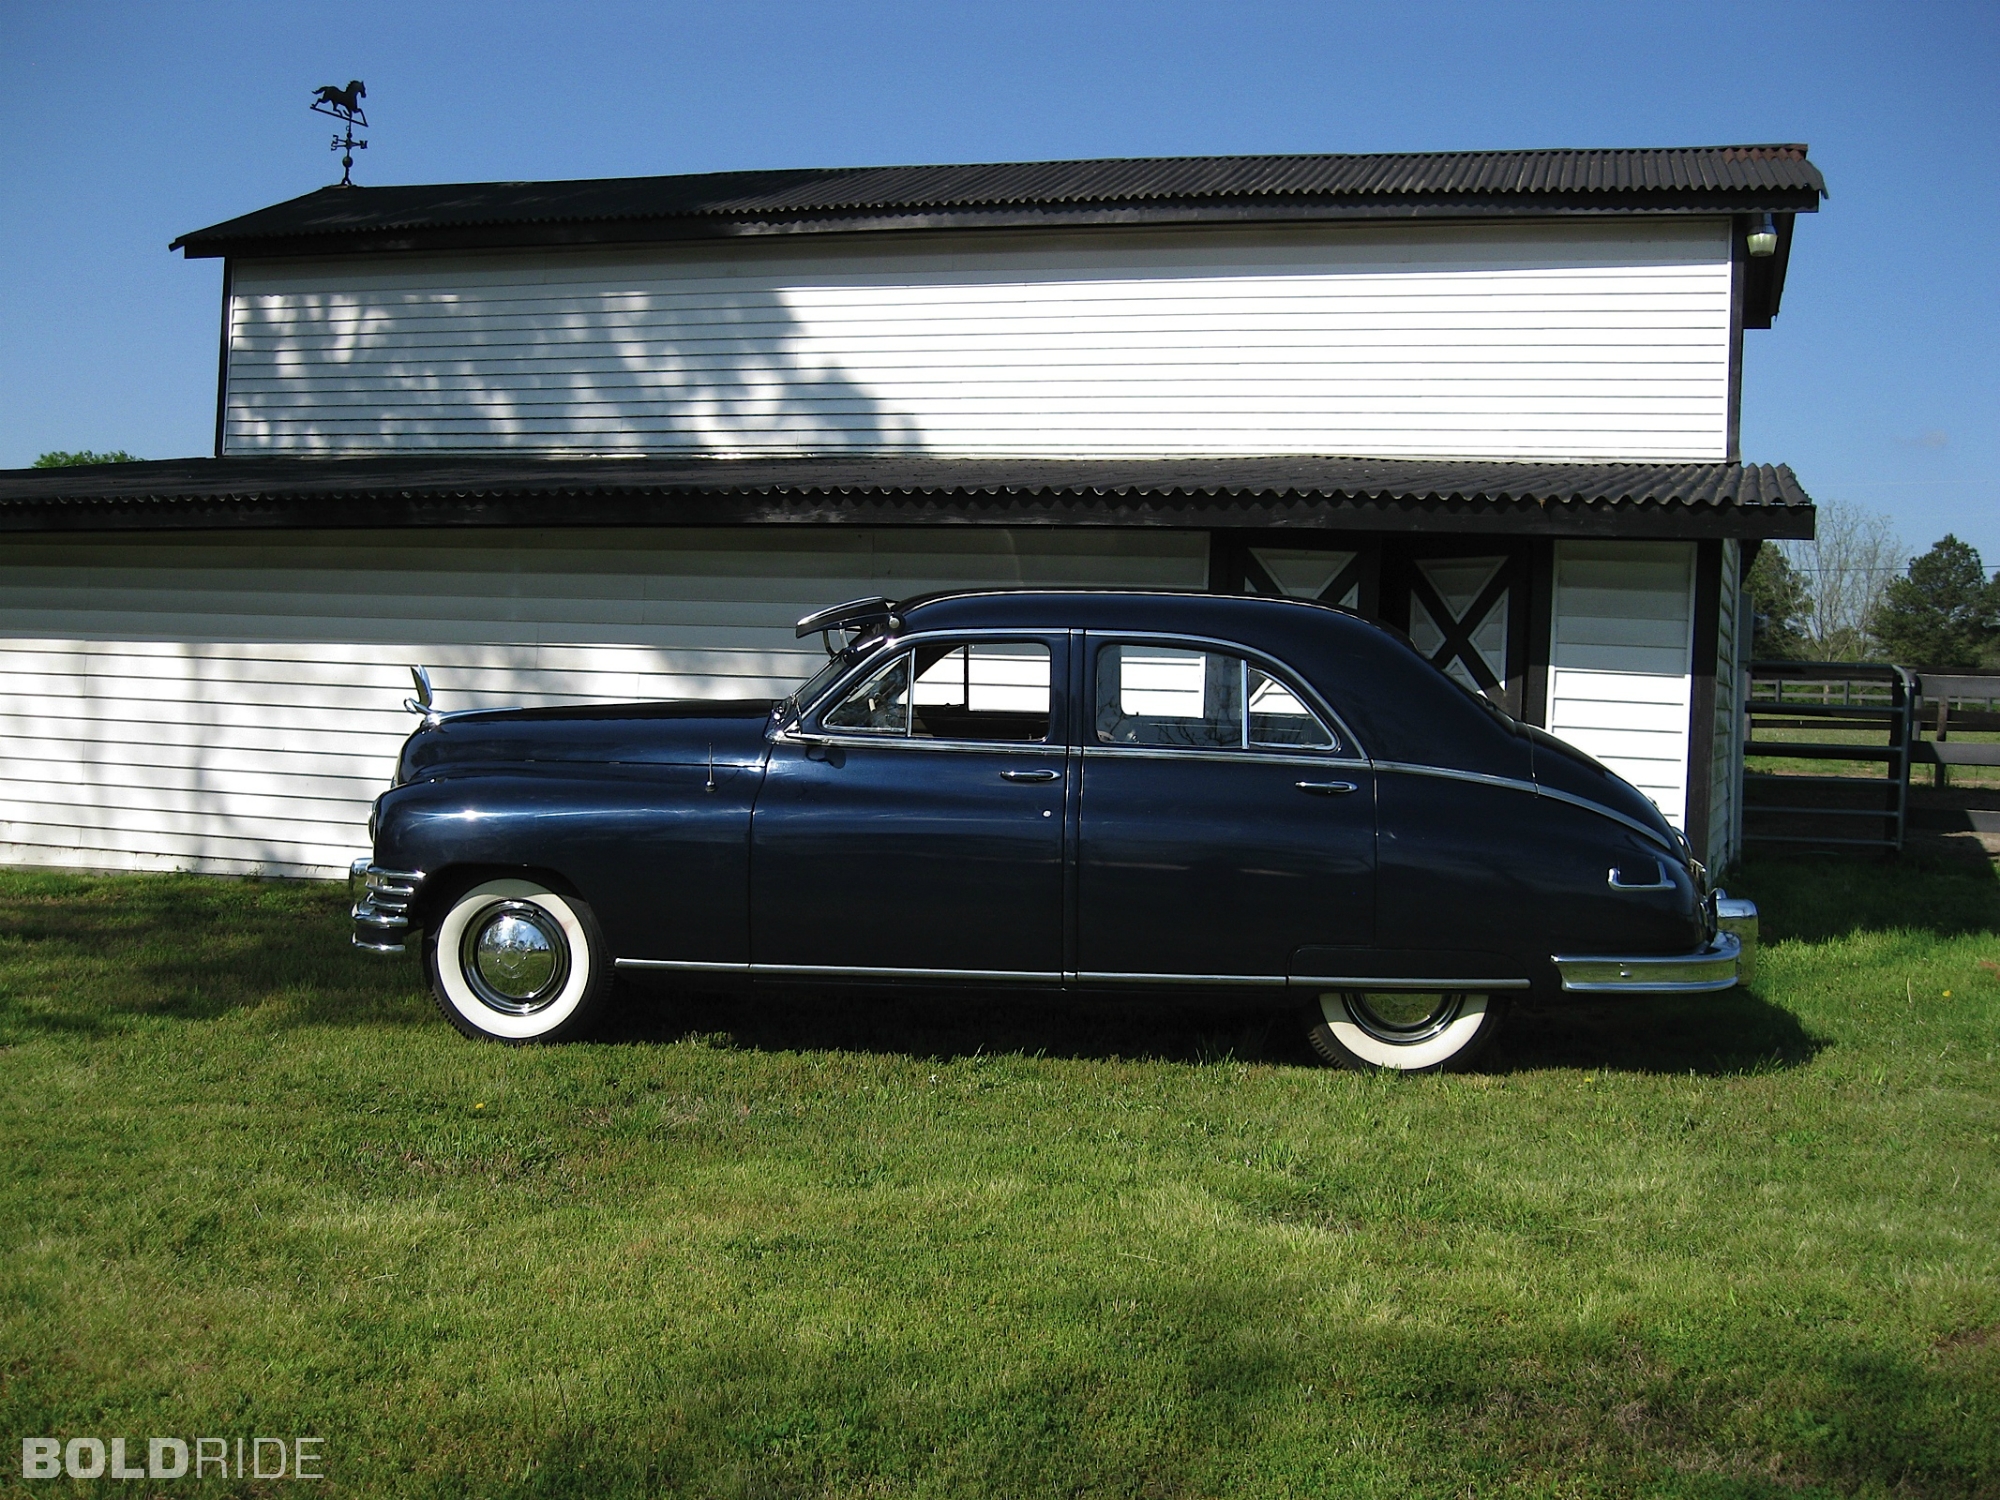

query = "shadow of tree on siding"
[[235, 262, 923, 458]]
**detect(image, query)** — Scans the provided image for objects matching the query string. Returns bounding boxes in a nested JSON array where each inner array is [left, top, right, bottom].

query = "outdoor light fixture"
[[1746, 213, 1778, 257]]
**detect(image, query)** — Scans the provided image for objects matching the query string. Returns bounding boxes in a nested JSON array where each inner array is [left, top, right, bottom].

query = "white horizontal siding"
[[0, 528, 1206, 879], [1545, 541, 1696, 827], [223, 219, 1733, 462]]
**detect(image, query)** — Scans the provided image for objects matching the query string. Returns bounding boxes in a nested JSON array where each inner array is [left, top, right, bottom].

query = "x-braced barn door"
[[1210, 537, 1380, 616], [1213, 536, 1534, 717], [1380, 547, 1532, 716]]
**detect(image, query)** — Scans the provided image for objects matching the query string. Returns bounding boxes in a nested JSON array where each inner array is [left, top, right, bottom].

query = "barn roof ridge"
[[171, 144, 1825, 259]]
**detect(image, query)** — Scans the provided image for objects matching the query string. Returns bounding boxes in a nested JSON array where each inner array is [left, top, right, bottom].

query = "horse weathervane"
[[310, 80, 369, 186]]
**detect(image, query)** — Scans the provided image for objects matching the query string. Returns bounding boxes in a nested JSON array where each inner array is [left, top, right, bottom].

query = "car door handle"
[[1295, 780, 1359, 796], [1606, 863, 1675, 891], [1000, 768, 1061, 782]]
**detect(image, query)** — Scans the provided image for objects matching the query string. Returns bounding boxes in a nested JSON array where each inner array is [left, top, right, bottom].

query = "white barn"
[[0, 146, 1820, 879]]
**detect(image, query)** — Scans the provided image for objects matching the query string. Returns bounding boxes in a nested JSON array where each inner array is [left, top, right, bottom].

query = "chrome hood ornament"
[[404, 664, 442, 726]]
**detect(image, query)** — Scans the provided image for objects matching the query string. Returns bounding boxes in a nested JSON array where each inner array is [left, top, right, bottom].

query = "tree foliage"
[[1746, 544, 1813, 659], [31, 450, 140, 468], [1869, 534, 2000, 669]]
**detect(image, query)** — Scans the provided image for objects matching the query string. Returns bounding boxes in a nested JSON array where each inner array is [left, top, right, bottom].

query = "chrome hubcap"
[[1341, 991, 1464, 1045], [462, 901, 570, 1014]]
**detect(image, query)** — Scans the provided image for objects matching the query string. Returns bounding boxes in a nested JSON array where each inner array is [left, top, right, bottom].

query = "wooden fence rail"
[[1742, 666, 2000, 850]]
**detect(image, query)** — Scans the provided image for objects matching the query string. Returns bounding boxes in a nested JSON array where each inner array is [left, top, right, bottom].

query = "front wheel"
[[1303, 990, 1506, 1073], [426, 878, 609, 1043]]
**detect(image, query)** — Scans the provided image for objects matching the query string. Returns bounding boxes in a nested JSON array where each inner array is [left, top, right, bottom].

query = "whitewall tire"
[[1304, 990, 1505, 1073], [426, 878, 609, 1043]]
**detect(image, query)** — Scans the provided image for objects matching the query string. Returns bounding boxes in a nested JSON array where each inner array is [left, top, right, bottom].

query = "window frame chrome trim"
[[1082, 629, 1366, 763], [778, 730, 1067, 758], [786, 627, 1065, 747]]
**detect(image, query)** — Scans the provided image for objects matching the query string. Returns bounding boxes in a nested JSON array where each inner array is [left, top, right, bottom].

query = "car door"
[[1076, 635, 1375, 983], [751, 632, 1070, 979]]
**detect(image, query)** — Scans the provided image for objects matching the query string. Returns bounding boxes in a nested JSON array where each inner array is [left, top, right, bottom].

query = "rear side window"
[[1095, 643, 1335, 752], [823, 641, 1051, 743]]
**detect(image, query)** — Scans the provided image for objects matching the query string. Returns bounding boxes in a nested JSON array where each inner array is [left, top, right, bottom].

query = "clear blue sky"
[[2, 0, 1994, 560]]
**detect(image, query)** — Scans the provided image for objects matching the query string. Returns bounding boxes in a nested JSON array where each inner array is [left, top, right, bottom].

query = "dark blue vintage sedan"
[[352, 591, 1755, 1069]]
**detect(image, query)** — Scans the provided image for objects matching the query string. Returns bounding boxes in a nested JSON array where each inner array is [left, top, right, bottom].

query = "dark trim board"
[[1684, 539, 1724, 858], [1740, 213, 1795, 331], [211, 260, 233, 461], [1523, 540, 1556, 728], [1727, 222, 1746, 463]]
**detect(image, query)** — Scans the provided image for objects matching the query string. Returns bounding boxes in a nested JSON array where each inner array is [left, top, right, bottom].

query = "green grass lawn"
[[1, 861, 1996, 1497]]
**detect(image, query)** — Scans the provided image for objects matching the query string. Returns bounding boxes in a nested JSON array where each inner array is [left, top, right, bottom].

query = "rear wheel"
[[426, 878, 609, 1043], [1304, 990, 1505, 1072]]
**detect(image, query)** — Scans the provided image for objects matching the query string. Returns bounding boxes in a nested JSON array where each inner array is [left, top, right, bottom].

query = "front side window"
[[822, 641, 1051, 743], [1095, 643, 1335, 752], [823, 651, 911, 733]]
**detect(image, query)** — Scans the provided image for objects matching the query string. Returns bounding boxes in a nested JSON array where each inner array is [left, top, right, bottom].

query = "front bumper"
[[350, 862, 425, 954], [1552, 930, 1744, 994]]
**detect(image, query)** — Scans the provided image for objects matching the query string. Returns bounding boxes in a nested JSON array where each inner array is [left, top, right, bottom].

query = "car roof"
[[897, 587, 1379, 646]]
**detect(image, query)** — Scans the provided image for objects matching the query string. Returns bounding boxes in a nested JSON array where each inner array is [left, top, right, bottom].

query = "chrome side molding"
[[614, 959, 1536, 993], [616, 957, 1061, 983], [1289, 974, 1532, 991]]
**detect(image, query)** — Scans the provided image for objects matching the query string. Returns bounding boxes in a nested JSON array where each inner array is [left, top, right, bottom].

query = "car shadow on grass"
[[603, 978, 1324, 1068], [1486, 989, 1823, 1075], [602, 977, 1823, 1077]]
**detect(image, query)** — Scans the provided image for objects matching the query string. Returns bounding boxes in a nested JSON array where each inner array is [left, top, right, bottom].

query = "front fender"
[[372, 763, 761, 963]]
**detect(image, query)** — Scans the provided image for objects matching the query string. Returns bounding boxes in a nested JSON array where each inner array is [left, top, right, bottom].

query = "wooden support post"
[[1684, 541, 1723, 866], [1935, 696, 1950, 790]]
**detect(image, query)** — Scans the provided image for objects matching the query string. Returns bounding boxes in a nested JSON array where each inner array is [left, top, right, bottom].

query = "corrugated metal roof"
[[172, 145, 1824, 257], [0, 455, 1816, 540]]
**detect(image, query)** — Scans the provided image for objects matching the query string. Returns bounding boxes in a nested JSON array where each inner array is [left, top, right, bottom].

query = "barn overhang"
[[0, 455, 1816, 541]]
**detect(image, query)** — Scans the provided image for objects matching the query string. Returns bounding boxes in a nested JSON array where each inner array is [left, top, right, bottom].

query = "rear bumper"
[[1551, 930, 1743, 994], [1713, 894, 1759, 985], [350, 863, 425, 954]]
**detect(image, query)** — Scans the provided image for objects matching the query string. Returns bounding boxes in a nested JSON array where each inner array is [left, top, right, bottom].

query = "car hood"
[[1523, 724, 1679, 851], [397, 699, 775, 781]]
